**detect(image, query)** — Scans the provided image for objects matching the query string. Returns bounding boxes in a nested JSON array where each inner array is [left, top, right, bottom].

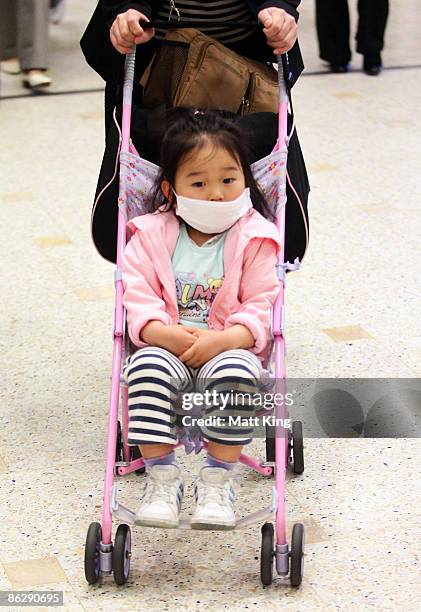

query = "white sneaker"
[[23, 70, 52, 90], [134, 464, 184, 529], [1, 59, 21, 75], [190, 467, 236, 530]]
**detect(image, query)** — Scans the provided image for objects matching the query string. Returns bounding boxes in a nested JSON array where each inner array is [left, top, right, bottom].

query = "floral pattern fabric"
[[118, 146, 288, 222]]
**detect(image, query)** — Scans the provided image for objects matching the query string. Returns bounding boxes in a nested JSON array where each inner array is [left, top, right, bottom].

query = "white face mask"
[[174, 188, 253, 234]]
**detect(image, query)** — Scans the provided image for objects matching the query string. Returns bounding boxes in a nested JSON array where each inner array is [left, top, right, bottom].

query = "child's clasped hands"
[[140, 321, 229, 369]]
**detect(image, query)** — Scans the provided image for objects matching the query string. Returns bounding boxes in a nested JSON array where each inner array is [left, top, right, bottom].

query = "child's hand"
[[140, 321, 198, 356], [179, 330, 227, 369], [160, 325, 199, 356]]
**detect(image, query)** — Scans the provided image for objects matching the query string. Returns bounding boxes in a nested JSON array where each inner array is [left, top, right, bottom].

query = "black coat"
[[80, 0, 304, 91]]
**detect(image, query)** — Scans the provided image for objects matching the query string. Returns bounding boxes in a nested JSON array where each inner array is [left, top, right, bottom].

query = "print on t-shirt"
[[176, 271, 224, 326]]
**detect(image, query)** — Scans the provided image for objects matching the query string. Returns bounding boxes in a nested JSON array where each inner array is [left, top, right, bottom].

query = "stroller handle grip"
[[138, 19, 261, 30]]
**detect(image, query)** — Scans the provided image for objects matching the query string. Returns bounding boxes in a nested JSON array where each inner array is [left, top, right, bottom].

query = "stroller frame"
[[84, 45, 305, 589]]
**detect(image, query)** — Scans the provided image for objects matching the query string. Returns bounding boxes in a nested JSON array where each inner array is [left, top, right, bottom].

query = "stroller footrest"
[[109, 486, 278, 530]]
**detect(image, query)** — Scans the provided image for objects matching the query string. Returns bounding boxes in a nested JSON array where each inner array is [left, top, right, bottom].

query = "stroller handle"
[[138, 19, 261, 29], [121, 55, 288, 149], [121, 20, 289, 148]]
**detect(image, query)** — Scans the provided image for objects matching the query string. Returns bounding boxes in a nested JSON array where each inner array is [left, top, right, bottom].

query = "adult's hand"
[[258, 7, 298, 55], [110, 8, 155, 54]]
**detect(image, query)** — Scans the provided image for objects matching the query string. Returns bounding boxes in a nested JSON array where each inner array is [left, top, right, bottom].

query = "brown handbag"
[[139, 28, 279, 115]]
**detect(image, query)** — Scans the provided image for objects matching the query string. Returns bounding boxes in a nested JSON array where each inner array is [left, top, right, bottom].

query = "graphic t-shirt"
[[172, 222, 226, 329]]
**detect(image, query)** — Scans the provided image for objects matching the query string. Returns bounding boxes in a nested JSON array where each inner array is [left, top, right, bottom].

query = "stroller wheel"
[[290, 523, 305, 587], [260, 522, 274, 586], [131, 446, 146, 474], [84, 522, 102, 584], [113, 524, 131, 585], [291, 421, 304, 474]]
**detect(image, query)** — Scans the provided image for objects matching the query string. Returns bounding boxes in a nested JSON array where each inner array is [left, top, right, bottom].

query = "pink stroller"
[[84, 34, 307, 588]]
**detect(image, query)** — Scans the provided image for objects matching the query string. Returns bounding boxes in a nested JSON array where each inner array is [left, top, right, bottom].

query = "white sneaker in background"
[[190, 466, 236, 530], [49, 0, 66, 24], [23, 70, 52, 90], [134, 464, 184, 528], [1, 59, 21, 75]]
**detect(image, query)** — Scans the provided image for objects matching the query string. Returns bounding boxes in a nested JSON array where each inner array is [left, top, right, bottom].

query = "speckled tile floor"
[[1, 1, 420, 610]]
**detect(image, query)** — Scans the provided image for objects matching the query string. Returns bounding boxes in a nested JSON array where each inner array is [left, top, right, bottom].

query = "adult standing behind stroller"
[[81, 1, 309, 268], [315, 0, 389, 76], [81, 1, 304, 136], [0, 0, 52, 90]]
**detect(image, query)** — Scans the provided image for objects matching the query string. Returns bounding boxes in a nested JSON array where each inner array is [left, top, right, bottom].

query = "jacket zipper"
[[207, 252, 244, 326]]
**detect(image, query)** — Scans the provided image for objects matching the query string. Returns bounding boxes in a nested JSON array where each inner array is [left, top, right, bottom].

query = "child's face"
[[163, 142, 246, 202]]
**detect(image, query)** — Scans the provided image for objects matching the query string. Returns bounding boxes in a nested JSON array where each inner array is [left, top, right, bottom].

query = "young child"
[[122, 108, 281, 530]]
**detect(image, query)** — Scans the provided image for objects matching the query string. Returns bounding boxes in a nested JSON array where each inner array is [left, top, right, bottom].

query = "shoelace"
[[143, 479, 181, 505], [196, 481, 233, 507]]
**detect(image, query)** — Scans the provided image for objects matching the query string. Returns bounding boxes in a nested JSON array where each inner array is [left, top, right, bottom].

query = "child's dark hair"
[[148, 107, 274, 221]]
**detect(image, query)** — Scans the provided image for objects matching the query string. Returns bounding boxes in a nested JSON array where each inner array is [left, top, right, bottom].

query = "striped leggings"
[[123, 347, 264, 446]]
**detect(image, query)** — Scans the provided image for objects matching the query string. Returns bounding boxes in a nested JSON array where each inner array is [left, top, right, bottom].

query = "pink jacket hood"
[[122, 207, 282, 367]]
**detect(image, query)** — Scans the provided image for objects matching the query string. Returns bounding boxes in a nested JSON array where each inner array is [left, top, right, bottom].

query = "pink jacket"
[[122, 208, 282, 367]]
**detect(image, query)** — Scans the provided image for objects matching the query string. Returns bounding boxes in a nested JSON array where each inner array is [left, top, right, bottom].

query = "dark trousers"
[[315, 0, 389, 65]]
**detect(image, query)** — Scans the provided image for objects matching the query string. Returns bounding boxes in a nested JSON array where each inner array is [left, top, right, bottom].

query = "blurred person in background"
[[315, 0, 389, 76], [0, 0, 52, 90]]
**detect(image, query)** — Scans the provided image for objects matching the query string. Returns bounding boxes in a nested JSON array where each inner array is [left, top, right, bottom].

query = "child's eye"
[[192, 181, 204, 188], [223, 177, 236, 184]]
